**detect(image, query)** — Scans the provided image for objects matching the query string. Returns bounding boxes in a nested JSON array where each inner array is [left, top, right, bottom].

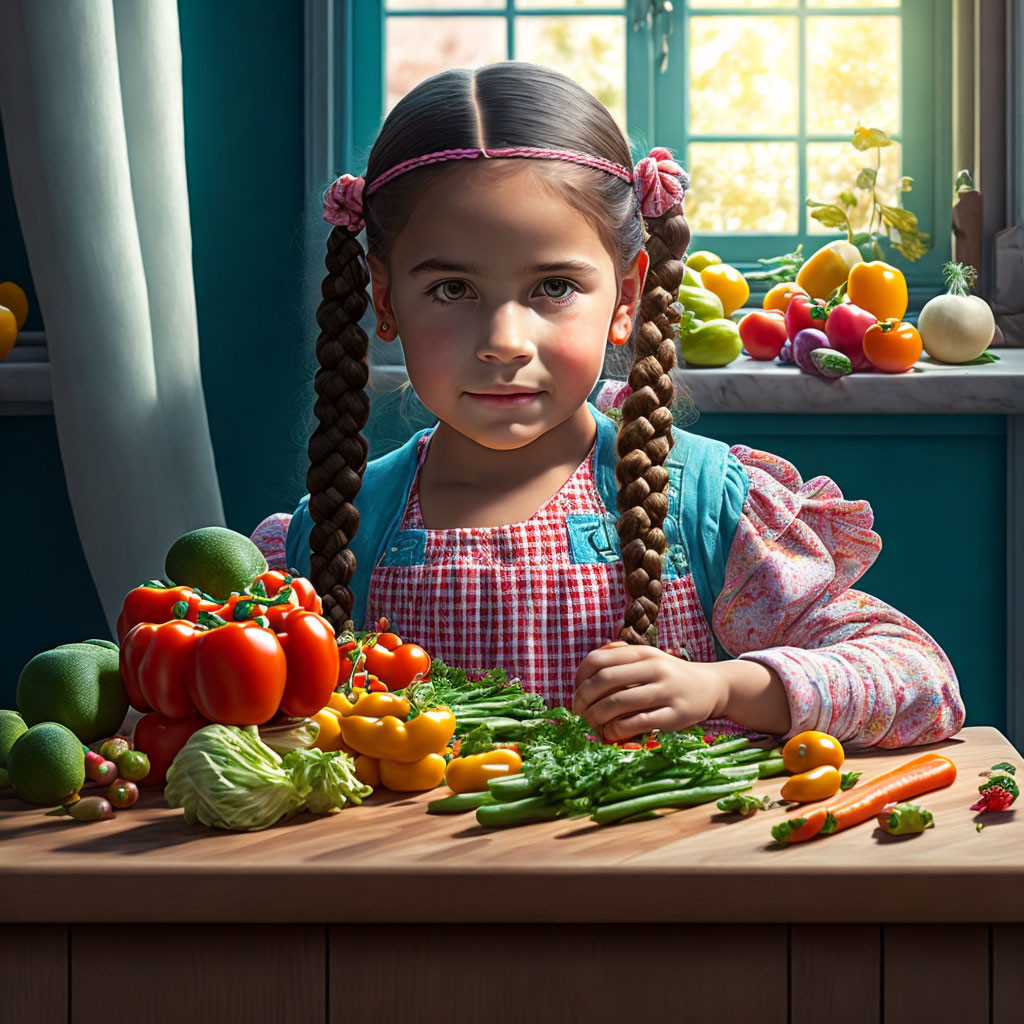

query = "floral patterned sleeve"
[[712, 445, 966, 750], [249, 513, 292, 571]]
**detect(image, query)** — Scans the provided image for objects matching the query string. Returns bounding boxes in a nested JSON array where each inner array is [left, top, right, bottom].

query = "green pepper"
[[676, 315, 743, 368], [677, 284, 725, 322]]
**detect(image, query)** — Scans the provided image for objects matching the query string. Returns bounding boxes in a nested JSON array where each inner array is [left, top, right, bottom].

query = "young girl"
[[251, 62, 964, 749]]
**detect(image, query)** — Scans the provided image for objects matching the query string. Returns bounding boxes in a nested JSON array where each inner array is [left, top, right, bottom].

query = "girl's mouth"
[[466, 392, 542, 407]]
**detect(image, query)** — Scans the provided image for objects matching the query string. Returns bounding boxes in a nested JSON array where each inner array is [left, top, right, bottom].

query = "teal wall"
[[0, 3, 1008, 736]]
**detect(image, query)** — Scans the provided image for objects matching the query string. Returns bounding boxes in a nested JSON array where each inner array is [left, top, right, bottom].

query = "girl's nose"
[[476, 302, 535, 362]]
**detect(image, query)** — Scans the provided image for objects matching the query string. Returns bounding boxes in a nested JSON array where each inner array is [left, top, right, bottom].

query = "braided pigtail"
[[615, 187, 691, 646], [307, 226, 372, 632]]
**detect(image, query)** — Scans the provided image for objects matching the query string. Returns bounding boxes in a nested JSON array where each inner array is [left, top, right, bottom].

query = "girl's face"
[[366, 161, 646, 452]]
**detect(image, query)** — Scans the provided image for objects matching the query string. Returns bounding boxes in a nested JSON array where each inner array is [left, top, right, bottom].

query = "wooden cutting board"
[[1, 725, 1021, 923]]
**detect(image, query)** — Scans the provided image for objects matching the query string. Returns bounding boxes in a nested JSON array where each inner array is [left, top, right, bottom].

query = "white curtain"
[[0, 0, 224, 636]]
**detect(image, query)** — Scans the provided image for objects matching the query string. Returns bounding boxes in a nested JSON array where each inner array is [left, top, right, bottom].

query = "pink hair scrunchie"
[[323, 173, 366, 231], [633, 146, 688, 219]]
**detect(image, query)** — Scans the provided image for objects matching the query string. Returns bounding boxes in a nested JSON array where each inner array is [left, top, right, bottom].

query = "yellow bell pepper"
[[444, 749, 523, 793], [846, 260, 908, 321], [340, 707, 456, 763], [340, 690, 411, 720], [795, 240, 862, 300], [379, 753, 447, 792], [311, 706, 356, 754], [354, 754, 380, 788], [699, 264, 750, 317]]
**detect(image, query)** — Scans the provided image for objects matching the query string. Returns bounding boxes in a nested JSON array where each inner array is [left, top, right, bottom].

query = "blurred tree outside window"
[[350, 0, 949, 290]]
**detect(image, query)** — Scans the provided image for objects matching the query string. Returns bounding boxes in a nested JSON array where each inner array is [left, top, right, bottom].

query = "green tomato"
[[115, 750, 151, 782], [678, 318, 743, 367]]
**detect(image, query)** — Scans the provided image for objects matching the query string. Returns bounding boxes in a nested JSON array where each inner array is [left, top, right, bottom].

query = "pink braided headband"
[[323, 145, 688, 233]]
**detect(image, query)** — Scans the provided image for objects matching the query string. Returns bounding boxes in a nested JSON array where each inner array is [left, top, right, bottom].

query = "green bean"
[[595, 776, 706, 805], [454, 716, 523, 730], [476, 795, 562, 828], [487, 774, 541, 801], [591, 780, 753, 825], [757, 756, 786, 778], [715, 765, 760, 781], [702, 738, 752, 757], [722, 747, 779, 765], [427, 790, 495, 815]]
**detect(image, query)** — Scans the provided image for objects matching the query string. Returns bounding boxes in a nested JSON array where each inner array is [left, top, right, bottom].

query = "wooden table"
[[2, 725, 1022, 1024]]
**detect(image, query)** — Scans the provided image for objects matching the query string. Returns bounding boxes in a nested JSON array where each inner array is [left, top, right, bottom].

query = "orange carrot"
[[821, 753, 956, 835], [770, 806, 828, 845], [772, 752, 956, 844]]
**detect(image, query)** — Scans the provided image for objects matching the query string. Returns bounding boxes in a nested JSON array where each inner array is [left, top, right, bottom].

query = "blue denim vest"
[[286, 401, 749, 656]]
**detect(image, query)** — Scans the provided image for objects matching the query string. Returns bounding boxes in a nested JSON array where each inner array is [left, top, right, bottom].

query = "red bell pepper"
[[121, 619, 288, 726], [274, 608, 340, 718], [116, 583, 203, 643], [132, 712, 210, 787]]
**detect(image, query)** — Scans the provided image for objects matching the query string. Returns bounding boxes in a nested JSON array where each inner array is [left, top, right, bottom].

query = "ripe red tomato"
[[785, 294, 829, 342], [738, 310, 788, 360], [862, 319, 923, 373], [824, 302, 876, 372], [132, 712, 210, 787]]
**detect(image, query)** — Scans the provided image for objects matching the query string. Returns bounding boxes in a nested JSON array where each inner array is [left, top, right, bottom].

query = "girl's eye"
[[428, 278, 581, 305], [538, 278, 578, 304]]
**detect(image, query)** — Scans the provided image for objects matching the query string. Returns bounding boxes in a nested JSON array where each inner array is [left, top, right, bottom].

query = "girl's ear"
[[365, 253, 397, 339], [608, 249, 650, 346]]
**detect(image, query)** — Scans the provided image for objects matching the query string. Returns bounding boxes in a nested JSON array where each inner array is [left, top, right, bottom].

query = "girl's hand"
[[573, 641, 728, 743]]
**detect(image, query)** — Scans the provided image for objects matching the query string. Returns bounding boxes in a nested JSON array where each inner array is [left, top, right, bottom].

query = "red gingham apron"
[[365, 428, 718, 710]]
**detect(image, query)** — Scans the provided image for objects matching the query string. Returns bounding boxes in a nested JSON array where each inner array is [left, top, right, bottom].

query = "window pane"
[[516, 0, 624, 7], [385, 17, 507, 113], [806, 16, 900, 133], [806, 140, 903, 235], [515, 16, 626, 129], [689, 0, 796, 7], [808, 0, 897, 7], [686, 142, 798, 232], [387, 1, 504, 9], [689, 17, 798, 135]]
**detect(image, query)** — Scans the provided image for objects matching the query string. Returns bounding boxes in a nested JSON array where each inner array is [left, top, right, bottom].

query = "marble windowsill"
[[4, 335, 1023, 416], [370, 348, 1024, 416]]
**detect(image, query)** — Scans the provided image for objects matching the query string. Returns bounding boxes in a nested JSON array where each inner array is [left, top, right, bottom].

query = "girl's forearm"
[[713, 658, 792, 736]]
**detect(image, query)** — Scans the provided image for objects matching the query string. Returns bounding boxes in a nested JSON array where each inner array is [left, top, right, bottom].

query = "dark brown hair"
[[308, 62, 690, 646]]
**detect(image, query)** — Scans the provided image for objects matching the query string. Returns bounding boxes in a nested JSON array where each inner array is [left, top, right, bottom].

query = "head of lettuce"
[[164, 724, 372, 831]]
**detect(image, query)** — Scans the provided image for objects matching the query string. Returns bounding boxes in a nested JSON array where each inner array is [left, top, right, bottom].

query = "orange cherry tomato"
[[763, 281, 809, 315], [782, 730, 845, 773], [862, 318, 923, 374], [780, 765, 843, 803]]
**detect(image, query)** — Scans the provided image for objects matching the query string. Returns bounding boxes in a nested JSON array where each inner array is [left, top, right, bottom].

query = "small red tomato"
[[107, 779, 139, 809], [862, 319, 923, 374], [785, 294, 829, 342], [824, 302, 877, 372], [738, 310, 788, 360]]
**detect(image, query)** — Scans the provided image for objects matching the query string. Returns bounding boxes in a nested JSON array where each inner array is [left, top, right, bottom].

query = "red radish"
[[108, 780, 139, 809], [824, 302, 877, 372], [785, 295, 828, 342], [84, 751, 118, 785], [738, 310, 788, 360]]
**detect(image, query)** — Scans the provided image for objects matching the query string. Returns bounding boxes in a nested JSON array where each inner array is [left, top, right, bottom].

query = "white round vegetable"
[[918, 262, 994, 363]]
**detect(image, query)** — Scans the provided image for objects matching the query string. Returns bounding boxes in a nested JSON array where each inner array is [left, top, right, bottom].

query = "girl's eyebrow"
[[409, 257, 599, 276]]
